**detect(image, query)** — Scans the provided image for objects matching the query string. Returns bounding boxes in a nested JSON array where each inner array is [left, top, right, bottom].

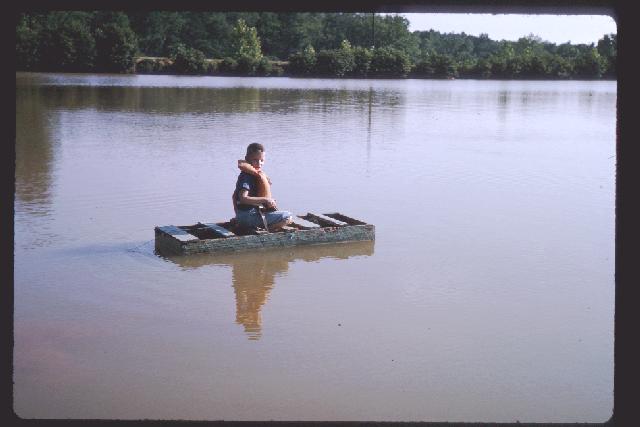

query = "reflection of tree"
[[15, 86, 57, 210], [162, 241, 374, 340], [16, 84, 404, 117], [497, 90, 510, 123]]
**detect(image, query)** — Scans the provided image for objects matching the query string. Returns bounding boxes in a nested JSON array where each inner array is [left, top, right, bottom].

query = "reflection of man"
[[230, 242, 375, 340], [167, 241, 374, 340], [231, 254, 288, 340]]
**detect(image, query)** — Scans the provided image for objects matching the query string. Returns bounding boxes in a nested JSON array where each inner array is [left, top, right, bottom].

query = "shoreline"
[[15, 70, 616, 82]]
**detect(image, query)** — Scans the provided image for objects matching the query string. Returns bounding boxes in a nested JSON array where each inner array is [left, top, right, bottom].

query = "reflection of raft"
[[155, 212, 375, 255]]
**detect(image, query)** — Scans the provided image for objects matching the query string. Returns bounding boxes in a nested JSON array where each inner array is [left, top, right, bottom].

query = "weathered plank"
[[290, 216, 321, 229], [323, 213, 366, 225], [156, 225, 200, 242], [307, 212, 347, 227], [200, 223, 236, 238]]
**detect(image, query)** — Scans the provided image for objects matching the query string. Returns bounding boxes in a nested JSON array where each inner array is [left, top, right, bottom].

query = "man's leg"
[[269, 216, 292, 231], [266, 211, 293, 231]]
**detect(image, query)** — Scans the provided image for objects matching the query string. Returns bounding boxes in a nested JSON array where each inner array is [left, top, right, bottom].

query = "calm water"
[[14, 72, 616, 422]]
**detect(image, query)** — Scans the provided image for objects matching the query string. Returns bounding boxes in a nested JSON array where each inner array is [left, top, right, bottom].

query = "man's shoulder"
[[237, 171, 256, 184]]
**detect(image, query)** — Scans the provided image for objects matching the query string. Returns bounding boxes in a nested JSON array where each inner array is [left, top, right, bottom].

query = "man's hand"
[[264, 198, 277, 209]]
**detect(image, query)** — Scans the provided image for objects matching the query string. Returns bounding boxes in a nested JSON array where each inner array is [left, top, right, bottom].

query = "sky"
[[399, 13, 617, 45]]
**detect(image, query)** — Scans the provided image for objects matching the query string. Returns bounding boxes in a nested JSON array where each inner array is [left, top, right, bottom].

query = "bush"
[[316, 50, 334, 75], [256, 57, 273, 76], [205, 60, 218, 75], [474, 58, 492, 78], [135, 58, 172, 74], [505, 56, 524, 77], [135, 58, 159, 74], [316, 49, 355, 77], [369, 47, 411, 77], [525, 54, 551, 77], [271, 63, 285, 76], [549, 55, 573, 78], [412, 58, 436, 77], [171, 45, 208, 75], [412, 54, 457, 78], [488, 54, 508, 78], [236, 54, 259, 75], [218, 57, 238, 74], [287, 45, 316, 75], [457, 58, 477, 78], [349, 46, 372, 77]]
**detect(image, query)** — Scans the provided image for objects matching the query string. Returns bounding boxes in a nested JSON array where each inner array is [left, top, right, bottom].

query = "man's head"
[[245, 143, 265, 170]]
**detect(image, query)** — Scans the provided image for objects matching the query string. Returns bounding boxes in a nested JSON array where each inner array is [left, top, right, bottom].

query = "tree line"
[[16, 11, 616, 79]]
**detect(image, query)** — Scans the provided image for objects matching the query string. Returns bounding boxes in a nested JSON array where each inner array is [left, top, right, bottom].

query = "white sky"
[[399, 13, 617, 45]]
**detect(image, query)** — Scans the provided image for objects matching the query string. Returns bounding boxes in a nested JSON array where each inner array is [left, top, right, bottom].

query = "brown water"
[[14, 72, 616, 422]]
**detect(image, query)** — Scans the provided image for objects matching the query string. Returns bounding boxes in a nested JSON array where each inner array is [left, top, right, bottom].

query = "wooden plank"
[[307, 212, 347, 227], [156, 225, 200, 242], [290, 216, 320, 229], [176, 224, 375, 255], [200, 223, 236, 238], [323, 213, 366, 225]]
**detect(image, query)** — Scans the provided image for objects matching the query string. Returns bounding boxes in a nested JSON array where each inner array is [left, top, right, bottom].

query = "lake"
[[14, 72, 616, 422]]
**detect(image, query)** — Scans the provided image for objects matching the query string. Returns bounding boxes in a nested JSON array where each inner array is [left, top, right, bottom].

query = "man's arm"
[[237, 189, 275, 208]]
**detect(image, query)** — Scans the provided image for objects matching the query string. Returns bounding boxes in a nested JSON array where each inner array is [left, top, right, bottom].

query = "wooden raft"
[[154, 212, 374, 255]]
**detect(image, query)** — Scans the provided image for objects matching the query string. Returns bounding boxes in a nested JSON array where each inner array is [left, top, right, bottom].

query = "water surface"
[[14, 73, 615, 422]]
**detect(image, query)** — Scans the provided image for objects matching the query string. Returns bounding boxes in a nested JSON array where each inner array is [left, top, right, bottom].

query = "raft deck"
[[155, 212, 375, 255]]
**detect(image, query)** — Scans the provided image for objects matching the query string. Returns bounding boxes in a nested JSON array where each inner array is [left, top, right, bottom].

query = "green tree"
[[231, 19, 263, 61], [38, 12, 97, 72], [253, 12, 282, 58], [228, 18, 263, 74], [574, 47, 606, 78], [129, 12, 188, 57], [94, 13, 138, 73], [15, 11, 617, 79], [372, 14, 419, 58], [597, 34, 616, 77], [472, 33, 498, 58], [16, 14, 42, 70], [597, 34, 616, 59]]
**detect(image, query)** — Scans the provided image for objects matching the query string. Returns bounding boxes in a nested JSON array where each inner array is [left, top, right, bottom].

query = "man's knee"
[[270, 220, 287, 230]]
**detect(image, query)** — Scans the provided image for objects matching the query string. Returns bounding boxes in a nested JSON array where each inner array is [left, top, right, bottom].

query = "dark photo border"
[[5, 0, 634, 426]]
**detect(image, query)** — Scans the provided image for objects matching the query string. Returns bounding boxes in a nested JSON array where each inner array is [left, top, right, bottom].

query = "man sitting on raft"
[[233, 143, 293, 231]]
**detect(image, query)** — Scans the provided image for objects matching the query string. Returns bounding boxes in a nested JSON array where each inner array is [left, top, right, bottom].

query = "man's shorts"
[[236, 208, 292, 229]]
